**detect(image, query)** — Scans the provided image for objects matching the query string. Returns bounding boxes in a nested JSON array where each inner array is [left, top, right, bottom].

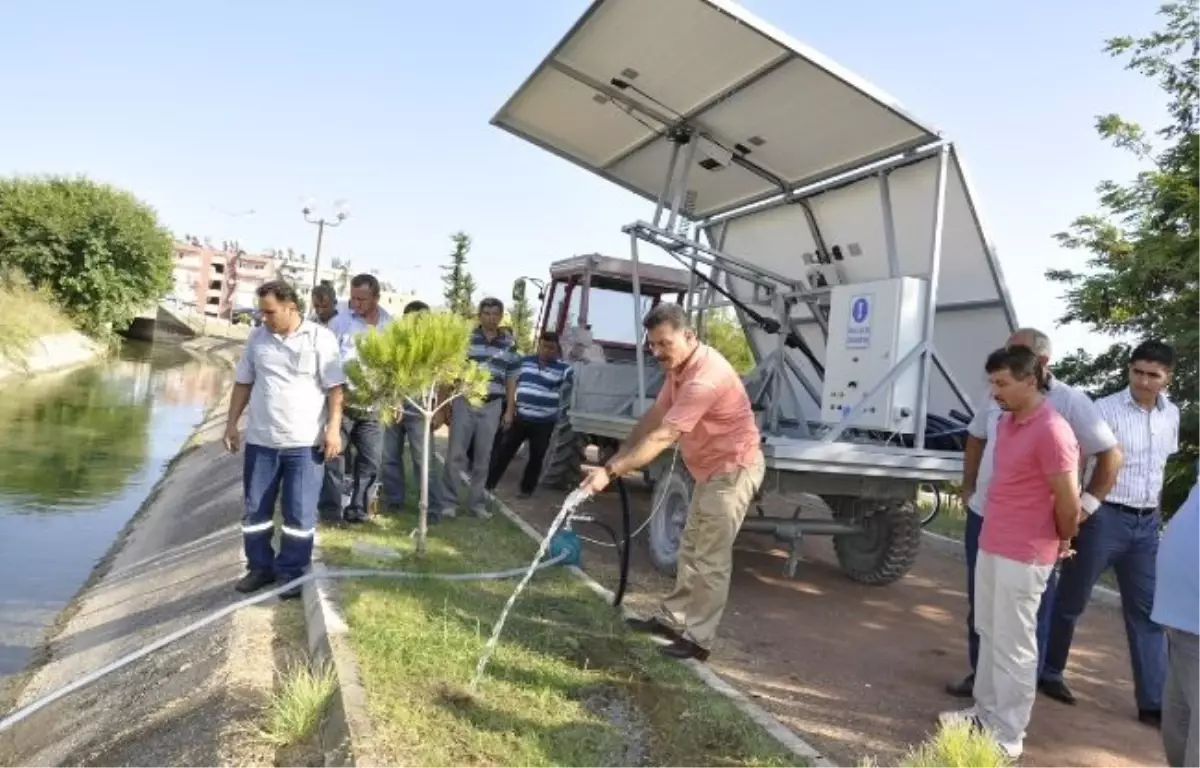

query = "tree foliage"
[[1046, 1, 1198, 512], [441, 231, 477, 319], [0, 176, 174, 337], [703, 309, 755, 375], [344, 310, 489, 552], [509, 279, 536, 353]]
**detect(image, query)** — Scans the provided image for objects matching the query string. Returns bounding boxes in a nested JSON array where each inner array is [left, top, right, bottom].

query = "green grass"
[[860, 721, 1012, 768], [319, 506, 796, 767], [0, 270, 73, 367], [260, 660, 337, 747]]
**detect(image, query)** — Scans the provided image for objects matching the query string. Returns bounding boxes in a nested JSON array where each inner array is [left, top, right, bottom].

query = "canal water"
[[0, 341, 225, 679]]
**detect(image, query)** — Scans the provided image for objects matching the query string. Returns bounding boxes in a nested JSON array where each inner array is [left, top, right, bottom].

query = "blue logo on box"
[[851, 297, 870, 323]]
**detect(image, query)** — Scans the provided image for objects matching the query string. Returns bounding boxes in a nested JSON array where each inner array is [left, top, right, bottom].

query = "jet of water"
[[469, 488, 592, 692]]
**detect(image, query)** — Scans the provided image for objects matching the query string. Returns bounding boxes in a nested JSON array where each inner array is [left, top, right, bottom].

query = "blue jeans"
[[320, 411, 382, 520], [965, 510, 1057, 675], [1043, 503, 1165, 710], [380, 410, 444, 515], [242, 443, 324, 581]]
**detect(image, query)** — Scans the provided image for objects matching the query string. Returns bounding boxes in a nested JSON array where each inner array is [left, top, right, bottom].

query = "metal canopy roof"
[[492, 0, 942, 219]]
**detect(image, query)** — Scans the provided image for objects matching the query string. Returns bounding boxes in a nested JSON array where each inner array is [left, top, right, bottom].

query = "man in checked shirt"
[[1041, 340, 1182, 726]]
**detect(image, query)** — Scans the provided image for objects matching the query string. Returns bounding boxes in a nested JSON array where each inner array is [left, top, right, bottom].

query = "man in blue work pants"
[[242, 444, 325, 585]]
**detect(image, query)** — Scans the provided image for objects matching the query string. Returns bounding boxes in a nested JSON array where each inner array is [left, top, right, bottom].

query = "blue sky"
[[0, 0, 1166, 355]]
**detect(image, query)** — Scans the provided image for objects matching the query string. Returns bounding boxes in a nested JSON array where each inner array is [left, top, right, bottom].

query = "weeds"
[[260, 660, 336, 747]]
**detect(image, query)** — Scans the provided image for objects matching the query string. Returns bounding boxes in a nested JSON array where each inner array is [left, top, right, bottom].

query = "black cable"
[[688, 267, 826, 377], [614, 478, 632, 608]]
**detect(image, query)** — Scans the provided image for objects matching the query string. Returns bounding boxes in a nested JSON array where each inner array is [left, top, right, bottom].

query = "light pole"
[[302, 203, 350, 291]]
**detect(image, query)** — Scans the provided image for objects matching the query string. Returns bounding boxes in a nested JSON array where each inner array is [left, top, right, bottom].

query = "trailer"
[[495, 0, 1018, 585]]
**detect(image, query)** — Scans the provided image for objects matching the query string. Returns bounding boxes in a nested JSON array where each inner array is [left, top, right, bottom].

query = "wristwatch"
[[603, 463, 619, 483]]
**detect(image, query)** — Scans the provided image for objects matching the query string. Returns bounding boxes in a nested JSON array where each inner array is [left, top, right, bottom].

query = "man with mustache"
[[577, 303, 763, 662]]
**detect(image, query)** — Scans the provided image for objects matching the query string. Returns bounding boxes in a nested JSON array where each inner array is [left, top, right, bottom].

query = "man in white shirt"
[[1042, 340, 1181, 725], [322, 274, 393, 523], [946, 327, 1123, 698], [224, 280, 345, 599]]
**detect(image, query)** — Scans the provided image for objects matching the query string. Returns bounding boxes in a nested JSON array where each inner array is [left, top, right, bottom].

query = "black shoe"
[[945, 673, 975, 698], [659, 637, 710, 662], [1138, 709, 1162, 728], [517, 489, 534, 500], [278, 584, 303, 600], [235, 570, 276, 594], [1038, 678, 1077, 705], [625, 616, 681, 640], [344, 511, 370, 524]]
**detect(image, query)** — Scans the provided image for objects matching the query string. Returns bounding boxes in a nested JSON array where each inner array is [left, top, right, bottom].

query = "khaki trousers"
[[656, 454, 765, 648]]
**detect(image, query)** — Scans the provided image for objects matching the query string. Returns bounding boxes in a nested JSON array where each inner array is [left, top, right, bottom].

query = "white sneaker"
[[938, 707, 978, 728], [995, 738, 1023, 761]]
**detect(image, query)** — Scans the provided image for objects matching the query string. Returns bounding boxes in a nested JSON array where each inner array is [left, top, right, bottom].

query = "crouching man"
[[941, 345, 1081, 760], [577, 303, 763, 662], [224, 280, 345, 599]]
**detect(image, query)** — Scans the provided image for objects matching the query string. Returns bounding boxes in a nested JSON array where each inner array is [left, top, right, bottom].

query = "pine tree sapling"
[[344, 310, 490, 552], [441, 231, 478, 318], [509, 278, 536, 353]]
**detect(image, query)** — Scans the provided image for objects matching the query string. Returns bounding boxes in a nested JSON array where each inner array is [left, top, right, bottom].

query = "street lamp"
[[302, 202, 350, 291]]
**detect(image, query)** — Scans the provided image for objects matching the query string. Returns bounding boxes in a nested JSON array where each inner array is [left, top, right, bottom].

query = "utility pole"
[[302, 203, 350, 291]]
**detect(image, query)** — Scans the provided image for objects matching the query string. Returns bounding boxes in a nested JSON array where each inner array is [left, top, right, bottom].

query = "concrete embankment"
[[0, 331, 103, 381], [0, 338, 283, 767]]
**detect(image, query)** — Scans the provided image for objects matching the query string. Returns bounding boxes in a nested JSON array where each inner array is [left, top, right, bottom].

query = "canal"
[[0, 341, 226, 679]]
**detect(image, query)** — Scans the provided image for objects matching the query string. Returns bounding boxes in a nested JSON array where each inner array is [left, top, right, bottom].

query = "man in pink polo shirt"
[[941, 345, 1082, 759], [578, 303, 763, 662]]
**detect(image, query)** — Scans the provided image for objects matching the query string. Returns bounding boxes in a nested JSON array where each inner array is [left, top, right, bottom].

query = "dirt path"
[[481, 463, 1166, 768]]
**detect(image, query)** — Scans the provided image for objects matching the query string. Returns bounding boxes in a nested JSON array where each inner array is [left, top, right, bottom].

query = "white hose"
[[573, 446, 679, 548], [0, 553, 569, 735]]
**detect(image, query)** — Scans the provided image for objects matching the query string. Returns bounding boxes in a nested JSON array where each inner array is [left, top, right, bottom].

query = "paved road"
[[484, 466, 1166, 767]]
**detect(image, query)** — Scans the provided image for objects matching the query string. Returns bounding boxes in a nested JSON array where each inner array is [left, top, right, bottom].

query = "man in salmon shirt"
[[940, 345, 1082, 760], [577, 303, 763, 662]]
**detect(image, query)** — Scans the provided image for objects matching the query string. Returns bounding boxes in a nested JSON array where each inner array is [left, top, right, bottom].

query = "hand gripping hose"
[[0, 554, 569, 735]]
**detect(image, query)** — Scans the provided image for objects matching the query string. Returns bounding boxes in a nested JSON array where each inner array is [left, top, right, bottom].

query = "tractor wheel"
[[648, 469, 692, 576], [539, 425, 587, 490], [827, 496, 921, 586]]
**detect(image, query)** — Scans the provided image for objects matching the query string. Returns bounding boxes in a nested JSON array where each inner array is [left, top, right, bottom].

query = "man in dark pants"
[[320, 273, 392, 523], [1041, 341, 1180, 725], [224, 280, 344, 599], [946, 327, 1122, 697], [487, 332, 570, 498]]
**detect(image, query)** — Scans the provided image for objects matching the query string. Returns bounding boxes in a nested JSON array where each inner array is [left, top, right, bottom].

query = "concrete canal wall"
[[0, 338, 272, 766], [0, 330, 104, 381]]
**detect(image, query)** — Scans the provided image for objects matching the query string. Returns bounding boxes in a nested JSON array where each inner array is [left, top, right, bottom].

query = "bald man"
[[946, 327, 1124, 699]]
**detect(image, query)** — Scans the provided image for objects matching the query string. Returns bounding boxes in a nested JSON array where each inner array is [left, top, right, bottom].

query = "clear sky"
[[0, 0, 1166, 356]]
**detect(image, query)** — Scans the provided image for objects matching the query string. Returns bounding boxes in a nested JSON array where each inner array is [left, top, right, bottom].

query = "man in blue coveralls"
[[224, 280, 345, 599]]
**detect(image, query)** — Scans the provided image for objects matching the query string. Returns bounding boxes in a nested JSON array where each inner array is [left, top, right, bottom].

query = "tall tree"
[[703, 309, 755, 374], [441, 231, 477, 318], [0, 176, 174, 337], [1047, 1, 1198, 512], [509, 278, 536, 353]]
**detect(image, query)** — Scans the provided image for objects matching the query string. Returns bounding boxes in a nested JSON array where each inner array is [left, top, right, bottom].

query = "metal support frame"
[[911, 145, 950, 449], [629, 231, 648, 417], [653, 139, 683, 228], [878, 171, 900, 278]]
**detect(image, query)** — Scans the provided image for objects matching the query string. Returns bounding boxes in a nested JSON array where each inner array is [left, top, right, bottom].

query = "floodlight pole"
[[302, 208, 349, 291]]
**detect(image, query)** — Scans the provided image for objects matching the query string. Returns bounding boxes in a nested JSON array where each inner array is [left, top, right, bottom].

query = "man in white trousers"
[[941, 345, 1082, 759]]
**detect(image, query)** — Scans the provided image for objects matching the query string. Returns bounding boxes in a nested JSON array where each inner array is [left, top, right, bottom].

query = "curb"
[[921, 530, 1123, 608], [439, 451, 834, 768], [302, 553, 377, 768]]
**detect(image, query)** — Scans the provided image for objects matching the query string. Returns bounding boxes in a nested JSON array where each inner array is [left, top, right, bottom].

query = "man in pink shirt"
[[578, 303, 763, 662], [941, 345, 1082, 759]]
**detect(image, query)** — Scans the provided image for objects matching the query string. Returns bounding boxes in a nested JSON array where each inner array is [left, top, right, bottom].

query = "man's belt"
[[1108, 502, 1157, 517]]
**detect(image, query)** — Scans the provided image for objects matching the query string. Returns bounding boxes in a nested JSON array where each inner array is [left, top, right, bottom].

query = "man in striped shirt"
[[442, 297, 520, 519], [486, 331, 571, 498], [1042, 340, 1181, 725]]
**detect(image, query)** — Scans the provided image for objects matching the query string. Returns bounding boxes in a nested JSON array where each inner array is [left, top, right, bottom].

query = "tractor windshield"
[[566, 285, 653, 346]]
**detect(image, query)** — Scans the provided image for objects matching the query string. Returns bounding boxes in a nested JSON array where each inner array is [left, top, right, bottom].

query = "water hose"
[[0, 553, 569, 735]]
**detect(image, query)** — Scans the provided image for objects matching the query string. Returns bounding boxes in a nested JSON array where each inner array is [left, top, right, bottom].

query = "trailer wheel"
[[539, 425, 587, 490], [828, 497, 921, 586], [648, 470, 692, 576]]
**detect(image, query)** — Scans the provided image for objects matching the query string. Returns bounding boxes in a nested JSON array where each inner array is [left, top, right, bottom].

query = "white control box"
[[820, 277, 929, 432]]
